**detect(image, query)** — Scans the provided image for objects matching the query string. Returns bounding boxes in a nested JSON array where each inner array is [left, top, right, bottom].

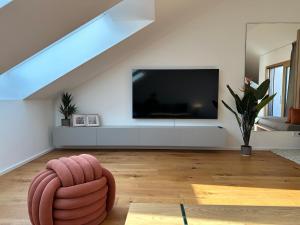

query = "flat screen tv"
[[132, 69, 219, 119]]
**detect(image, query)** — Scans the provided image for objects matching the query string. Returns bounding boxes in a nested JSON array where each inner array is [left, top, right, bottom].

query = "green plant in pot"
[[59, 92, 77, 126], [222, 79, 275, 156]]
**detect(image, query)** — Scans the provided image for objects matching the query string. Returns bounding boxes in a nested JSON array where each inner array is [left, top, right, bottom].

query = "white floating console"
[[53, 126, 227, 148]]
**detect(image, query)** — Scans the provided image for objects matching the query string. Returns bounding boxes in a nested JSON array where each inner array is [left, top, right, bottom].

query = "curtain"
[[287, 29, 300, 110], [296, 30, 300, 108]]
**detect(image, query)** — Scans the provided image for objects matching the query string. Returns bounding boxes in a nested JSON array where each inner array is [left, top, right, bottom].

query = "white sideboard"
[[53, 126, 227, 148]]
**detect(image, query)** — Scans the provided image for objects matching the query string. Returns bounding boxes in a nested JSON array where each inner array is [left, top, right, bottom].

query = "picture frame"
[[86, 114, 100, 127], [72, 114, 86, 127]]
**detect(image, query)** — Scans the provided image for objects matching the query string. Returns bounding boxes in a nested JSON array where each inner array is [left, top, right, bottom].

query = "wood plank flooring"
[[0, 150, 300, 225]]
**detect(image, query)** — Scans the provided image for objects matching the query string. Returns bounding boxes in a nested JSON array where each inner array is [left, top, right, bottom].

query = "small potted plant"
[[59, 92, 77, 126], [222, 79, 275, 156]]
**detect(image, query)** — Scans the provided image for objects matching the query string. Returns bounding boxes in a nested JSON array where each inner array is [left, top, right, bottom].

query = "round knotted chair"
[[28, 154, 115, 225]]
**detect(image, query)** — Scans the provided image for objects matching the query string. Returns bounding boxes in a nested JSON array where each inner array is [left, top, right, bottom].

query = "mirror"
[[246, 23, 300, 131]]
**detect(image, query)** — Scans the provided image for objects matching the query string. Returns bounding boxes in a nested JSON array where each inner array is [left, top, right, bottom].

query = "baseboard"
[[0, 147, 54, 176], [55, 146, 279, 151], [56, 145, 300, 151]]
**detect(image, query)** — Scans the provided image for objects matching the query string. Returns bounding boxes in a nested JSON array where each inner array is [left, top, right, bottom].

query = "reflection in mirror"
[[246, 23, 300, 132]]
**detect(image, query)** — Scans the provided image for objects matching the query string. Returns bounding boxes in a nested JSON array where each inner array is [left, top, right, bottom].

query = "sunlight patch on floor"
[[190, 183, 300, 206]]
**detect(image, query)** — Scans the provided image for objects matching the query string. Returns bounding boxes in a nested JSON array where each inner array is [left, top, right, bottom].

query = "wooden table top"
[[124, 203, 300, 225]]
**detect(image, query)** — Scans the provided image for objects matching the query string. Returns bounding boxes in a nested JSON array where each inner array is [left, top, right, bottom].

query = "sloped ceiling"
[[0, 0, 121, 73], [0, 0, 154, 100], [29, 0, 224, 99], [247, 23, 300, 56], [245, 23, 300, 81]]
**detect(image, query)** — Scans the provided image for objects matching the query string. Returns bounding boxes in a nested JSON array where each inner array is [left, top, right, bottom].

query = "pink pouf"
[[28, 154, 115, 225]]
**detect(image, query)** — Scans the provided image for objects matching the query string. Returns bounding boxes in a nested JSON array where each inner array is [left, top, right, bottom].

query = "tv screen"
[[132, 69, 219, 119]]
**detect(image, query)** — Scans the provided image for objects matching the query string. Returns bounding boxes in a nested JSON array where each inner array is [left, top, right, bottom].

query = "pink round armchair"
[[28, 154, 115, 225]]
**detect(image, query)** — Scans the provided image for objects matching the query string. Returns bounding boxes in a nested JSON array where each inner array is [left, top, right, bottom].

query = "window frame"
[[265, 60, 290, 117]]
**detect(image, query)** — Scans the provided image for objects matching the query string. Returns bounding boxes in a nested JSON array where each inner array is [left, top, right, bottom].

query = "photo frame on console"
[[86, 114, 101, 127], [72, 114, 86, 127]]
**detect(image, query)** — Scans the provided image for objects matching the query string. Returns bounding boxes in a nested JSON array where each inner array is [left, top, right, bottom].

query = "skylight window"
[[0, 0, 154, 100], [0, 0, 12, 8]]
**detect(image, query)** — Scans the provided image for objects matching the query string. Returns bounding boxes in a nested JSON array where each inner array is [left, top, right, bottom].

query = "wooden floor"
[[0, 150, 300, 225]]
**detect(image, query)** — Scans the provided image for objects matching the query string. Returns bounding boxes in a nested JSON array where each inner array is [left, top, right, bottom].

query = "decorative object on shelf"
[[27, 154, 116, 225], [59, 92, 77, 126], [86, 114, 101, 127], [72, 114, 87, 127], [286, 107, 293, 123], [222, 79, 276, 156], [291, 108, 300, 124]]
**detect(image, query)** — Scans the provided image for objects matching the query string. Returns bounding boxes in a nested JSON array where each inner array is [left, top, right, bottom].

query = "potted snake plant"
[[222, 79, 275, 156], [59, 92, 77, 126]]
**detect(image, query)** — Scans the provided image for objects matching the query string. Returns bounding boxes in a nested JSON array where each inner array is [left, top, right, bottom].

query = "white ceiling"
[[0, 0, 225, 99], [0, 0, 155, 100], [29, 0, 224, 99], [0, 0, 120, 73], [247, 23, 300, 56], [245, 23, 300, 81]]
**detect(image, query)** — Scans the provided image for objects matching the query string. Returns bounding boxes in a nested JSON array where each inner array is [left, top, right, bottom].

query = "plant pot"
[[61, 119, 71, 127], [241, 145, 252, 156]]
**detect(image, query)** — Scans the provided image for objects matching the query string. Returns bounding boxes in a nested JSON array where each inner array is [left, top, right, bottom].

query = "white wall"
[[0, 100, 54, 174], [54, 0, 300, 150]]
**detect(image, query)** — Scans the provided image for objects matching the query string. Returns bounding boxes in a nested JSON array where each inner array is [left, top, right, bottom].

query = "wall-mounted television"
[[132, 69, 219, 119]]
